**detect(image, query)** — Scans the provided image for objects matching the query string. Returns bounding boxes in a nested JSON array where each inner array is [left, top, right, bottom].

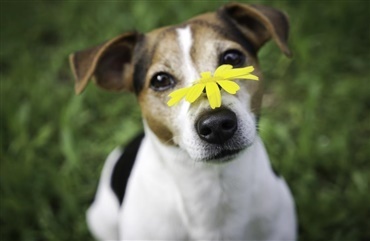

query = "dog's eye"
[[220, 50, 245, 67], [150, 72, 175, 91]]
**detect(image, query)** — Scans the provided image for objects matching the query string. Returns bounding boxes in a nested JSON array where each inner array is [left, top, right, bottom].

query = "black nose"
[[196, 109, 237, 145]]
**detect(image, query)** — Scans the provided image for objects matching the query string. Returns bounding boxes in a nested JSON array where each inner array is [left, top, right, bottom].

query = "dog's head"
[[70, 3, 290, 162]]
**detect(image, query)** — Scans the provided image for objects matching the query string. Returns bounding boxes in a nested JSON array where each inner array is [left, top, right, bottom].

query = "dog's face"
[[70, 3, 290, 162], [137, 21, 261, 162]]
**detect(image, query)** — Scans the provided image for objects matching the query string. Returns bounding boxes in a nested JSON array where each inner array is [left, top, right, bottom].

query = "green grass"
[[1, 1, 369, 240]]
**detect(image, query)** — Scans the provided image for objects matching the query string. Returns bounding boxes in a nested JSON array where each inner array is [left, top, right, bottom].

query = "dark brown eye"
[[220, 49, 246, 67], [150, 72, 175, 91]]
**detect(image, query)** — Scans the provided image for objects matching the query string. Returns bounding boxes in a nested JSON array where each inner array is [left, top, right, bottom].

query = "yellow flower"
[[167, 64, 259, 109]]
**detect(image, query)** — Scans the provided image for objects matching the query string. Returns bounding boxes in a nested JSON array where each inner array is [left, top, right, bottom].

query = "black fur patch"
[[110, 133, 145, 205], [133, 54, 149, 94], [271, 165, 281, 177], [132, 37, 151, 94]]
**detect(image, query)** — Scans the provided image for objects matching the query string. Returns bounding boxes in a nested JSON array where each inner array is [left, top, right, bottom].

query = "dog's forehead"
[[144, 12, 232, 51], [132, 11, 256, 94], [144, 11, 255, 56]]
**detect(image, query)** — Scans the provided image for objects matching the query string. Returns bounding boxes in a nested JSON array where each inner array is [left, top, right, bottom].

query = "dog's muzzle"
[[196, 108, 237, 145]]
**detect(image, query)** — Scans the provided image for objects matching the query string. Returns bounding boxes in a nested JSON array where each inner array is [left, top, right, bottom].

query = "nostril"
[[200, 127, 212, 136], [221, 120, 236, 130]]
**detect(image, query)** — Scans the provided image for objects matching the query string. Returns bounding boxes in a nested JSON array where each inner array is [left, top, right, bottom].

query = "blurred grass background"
[[0, 0, 369, 240]]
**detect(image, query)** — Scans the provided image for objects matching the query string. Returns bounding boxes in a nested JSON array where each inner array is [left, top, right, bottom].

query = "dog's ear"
[[69, 32, 141, 94], [220, 3, 291, 57]]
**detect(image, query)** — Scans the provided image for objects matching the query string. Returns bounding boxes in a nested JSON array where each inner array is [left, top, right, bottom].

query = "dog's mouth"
[[203, 148, 243, 163], [197, 131, 256, 163]]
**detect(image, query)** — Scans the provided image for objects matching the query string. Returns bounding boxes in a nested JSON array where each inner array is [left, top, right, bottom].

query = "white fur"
[[86, 148, 121, 240], [176, 26, 198, 86], [173, 26, 194, 148]]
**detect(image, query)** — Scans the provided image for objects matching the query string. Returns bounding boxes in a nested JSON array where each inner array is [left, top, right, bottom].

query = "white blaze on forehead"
[[176, 26, 198, 86], [175, 26, 197, 141]]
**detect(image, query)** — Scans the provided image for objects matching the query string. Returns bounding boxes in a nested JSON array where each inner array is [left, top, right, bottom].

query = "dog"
[[69, 3, 296, 240]]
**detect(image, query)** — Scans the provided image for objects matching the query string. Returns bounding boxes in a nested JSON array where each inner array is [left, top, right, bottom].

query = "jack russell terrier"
[[70, 3, 297, 240]]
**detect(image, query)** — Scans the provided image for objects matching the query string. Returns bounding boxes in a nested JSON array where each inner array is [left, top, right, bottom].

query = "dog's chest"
[[173, 168, 254, 239], [119, 136, 264, 239]]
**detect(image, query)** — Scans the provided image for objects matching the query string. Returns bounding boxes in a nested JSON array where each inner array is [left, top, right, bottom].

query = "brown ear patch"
[[220, 3, 291, 57], [94, 43, 134, 91], [69, 32, 140, 94], [69, 44, 103, 94]]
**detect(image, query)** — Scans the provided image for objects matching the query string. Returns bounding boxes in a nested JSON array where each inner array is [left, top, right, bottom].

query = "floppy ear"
[[220, 3, 291, 57], [69, 32, 141, 94]]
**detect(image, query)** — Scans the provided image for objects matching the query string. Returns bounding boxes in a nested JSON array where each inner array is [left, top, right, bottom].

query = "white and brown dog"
[[70, 3, 296, 240]]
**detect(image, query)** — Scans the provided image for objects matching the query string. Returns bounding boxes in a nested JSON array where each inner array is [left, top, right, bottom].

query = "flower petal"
[[206, 82, 221, 109], [238, 74, 259, 80], [185, 83, 205, 103], [214, 64, 233, 77], [167, 87, 190, 106], [222, 66, 255, 79], [217, 80, 240, 94]]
